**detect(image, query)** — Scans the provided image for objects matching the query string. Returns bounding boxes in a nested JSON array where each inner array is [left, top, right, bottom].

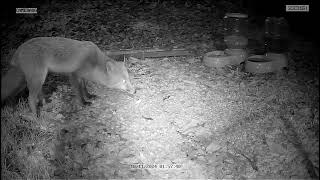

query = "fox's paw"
[[86, 94, 98, 100], [82, 101, 92, 106], [75, 98, 92, 106]]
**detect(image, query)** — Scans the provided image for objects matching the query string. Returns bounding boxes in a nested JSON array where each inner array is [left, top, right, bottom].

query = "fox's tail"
[[1, 66, 26, 103]]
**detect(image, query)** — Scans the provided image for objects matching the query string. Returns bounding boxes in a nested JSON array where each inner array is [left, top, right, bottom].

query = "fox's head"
[[93, 58, 135, 94]]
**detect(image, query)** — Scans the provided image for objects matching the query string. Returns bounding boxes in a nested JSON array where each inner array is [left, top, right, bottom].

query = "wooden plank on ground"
[[106, 48, 194, 59]]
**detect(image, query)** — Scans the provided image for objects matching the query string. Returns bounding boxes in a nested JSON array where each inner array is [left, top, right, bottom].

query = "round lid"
[[225, 13, 248, 18]]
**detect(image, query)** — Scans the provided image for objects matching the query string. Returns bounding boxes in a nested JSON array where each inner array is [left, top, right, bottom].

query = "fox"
[[1, 37, 135, 117]]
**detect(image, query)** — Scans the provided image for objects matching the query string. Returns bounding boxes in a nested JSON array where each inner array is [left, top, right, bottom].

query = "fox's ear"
[[122, 56, 131, 67], [106, 60, 115, 72]]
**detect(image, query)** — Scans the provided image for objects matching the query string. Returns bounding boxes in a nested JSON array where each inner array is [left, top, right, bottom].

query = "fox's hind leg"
[[80, 79, 97, 100], [25, 69, 47, 117], [70, 73, 91, 105]]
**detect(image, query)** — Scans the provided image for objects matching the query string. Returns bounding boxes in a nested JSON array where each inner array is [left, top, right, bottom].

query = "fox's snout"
[[119, 80, 136, 94], [127, 85, 136, 94]]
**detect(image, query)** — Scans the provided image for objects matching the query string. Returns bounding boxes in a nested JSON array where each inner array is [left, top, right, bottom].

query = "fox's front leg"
[[80, 79, 97, 100], [69, 74, 91, 106]]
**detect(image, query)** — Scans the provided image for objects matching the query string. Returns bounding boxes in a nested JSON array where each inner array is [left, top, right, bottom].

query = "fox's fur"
[[1, 37, 135, 117]]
